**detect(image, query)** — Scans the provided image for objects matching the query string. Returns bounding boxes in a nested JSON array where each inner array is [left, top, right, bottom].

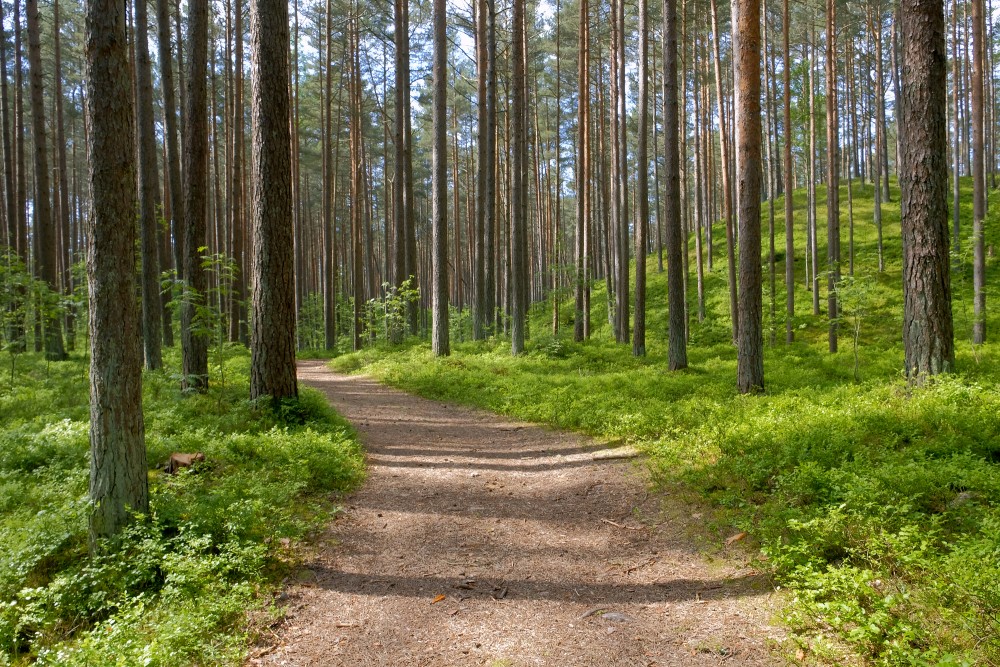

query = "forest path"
[[253, 360, 781, 667]]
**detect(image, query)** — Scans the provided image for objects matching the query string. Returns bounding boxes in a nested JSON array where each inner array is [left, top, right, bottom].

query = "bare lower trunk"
[[249, 0, 298, 401], [84, 0, 148, 547], [734, 0, 763, 393], [900, 0, 955, 379], [181, 0, 210, 392]]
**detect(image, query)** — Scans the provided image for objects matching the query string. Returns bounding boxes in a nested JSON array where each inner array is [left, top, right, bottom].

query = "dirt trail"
[[253, 360, 781, 666]]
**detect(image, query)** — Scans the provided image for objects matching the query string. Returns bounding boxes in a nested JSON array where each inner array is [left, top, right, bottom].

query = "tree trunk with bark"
[[432, 0, 450, 355], [249, 0, 298, 401], [181, 0, 210, 392], [972, 0, 987, 343], [826, 0, 839, 353], [664, 0, 687, 368], [783, 0, 794, 342], [734, 0, 763, 393], [84, 0, 148, 547], [136, 0, 163, 370], [900, 0, 955, 379], [27, 0, 66, 361]]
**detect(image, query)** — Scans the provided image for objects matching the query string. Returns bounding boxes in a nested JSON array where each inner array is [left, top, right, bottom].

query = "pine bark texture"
[[972, 0, 987, 343], [136, 0, 163, 370], [826, 0, 840, 353], [664, 0, 686, 368], [157, 0, 184, 281], [84, 0, 148, 546], [574, 0, 589, 343], [249, 0, 298, 401], [633, 0, 649, 357], [393, 0, 408, 343], [181, 0, 210, 392], [783, 0, 794, 342], [473, 0, 488, 340], [431, 0, 450, 356], [734, 0, 764, 393], [230, 0, 247, 345], [27, 0, 66, 361], [899, 0, 955, 379], [510, 0, 527, 355]]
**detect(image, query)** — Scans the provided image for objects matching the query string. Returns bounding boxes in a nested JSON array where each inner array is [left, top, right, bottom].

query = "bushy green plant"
[[0, 348, 363, 664]]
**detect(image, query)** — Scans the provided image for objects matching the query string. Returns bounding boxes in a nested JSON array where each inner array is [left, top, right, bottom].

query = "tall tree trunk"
[[181, 0, 210, 392], [27, 0, 66, 361], [826, 0, 839, 353], [157, 0, 185, 283], [1, 0, 24, 351], [693, 34, 706, 322], [249, 0, 298, 401], [349, 17, 363, 350], [664, 0, 687, 368], [53, 0, 74, 351], [972, 0, 987, 343], [484, 0, 497, 334], [872, 7, 886, 272], [633, 0, 650, 356], [230, 0, 247, 344], [734, 0, 763, 394], [84, 0, 149, 547], [710, 0, 738, 341], [783, 0, 794, 342], [900, 0, 954, 379], [473, 0, 488, 340], [510, 0, 527, 354], [574, 0, 590, 342], [432, 0, 450, 355], [808, 29, 820, 314], [952, 0, 961, 254], [136, 0, 163, 370], [764, 0, 776, 346], [323, 0, 336, 350]]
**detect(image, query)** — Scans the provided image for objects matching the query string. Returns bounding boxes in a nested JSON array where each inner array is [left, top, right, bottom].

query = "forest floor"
[[251, 360, 782, 667]]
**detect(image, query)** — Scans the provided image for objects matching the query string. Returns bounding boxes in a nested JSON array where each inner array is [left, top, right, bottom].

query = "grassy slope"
[[332, 177, 1000, 666], [0, 349, 364, 666]]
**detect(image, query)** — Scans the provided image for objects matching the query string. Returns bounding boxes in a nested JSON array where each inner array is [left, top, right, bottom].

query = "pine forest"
[[2, 0, 1000, 662]]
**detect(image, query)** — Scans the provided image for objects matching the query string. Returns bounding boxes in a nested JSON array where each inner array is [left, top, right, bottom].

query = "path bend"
[[252, 360, 781, 667]]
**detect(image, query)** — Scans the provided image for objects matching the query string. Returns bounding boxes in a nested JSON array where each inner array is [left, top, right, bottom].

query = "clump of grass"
[[0, 349, 364, 665], [329, 179, 1000, 666]]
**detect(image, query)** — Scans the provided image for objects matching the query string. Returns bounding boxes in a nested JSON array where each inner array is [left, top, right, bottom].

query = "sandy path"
[[252, 360, 781, 667]]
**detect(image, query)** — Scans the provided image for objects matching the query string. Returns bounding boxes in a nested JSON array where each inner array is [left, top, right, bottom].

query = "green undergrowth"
[[331, 178, 1000, 666], [0, 349, 364, 666]]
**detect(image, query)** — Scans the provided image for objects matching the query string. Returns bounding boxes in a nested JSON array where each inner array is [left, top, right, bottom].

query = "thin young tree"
[[782, 0, 794, 342], [157, 0, 185, 282], [710, 0, 738, 341], [84, 0, 149, 546], [27, 0, 66, 361], [899, 0, 954, 379], [573, 0, 589, 342], [181, 0, 210, 392], [664, 0, 686, 368], [136, 0, 163, 370], [431, 0, 450, 355], [248, 0, 298, 401], [1, 1, 23, 351], [734, 0, 763, 393], [53, 0, 73, 351]]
